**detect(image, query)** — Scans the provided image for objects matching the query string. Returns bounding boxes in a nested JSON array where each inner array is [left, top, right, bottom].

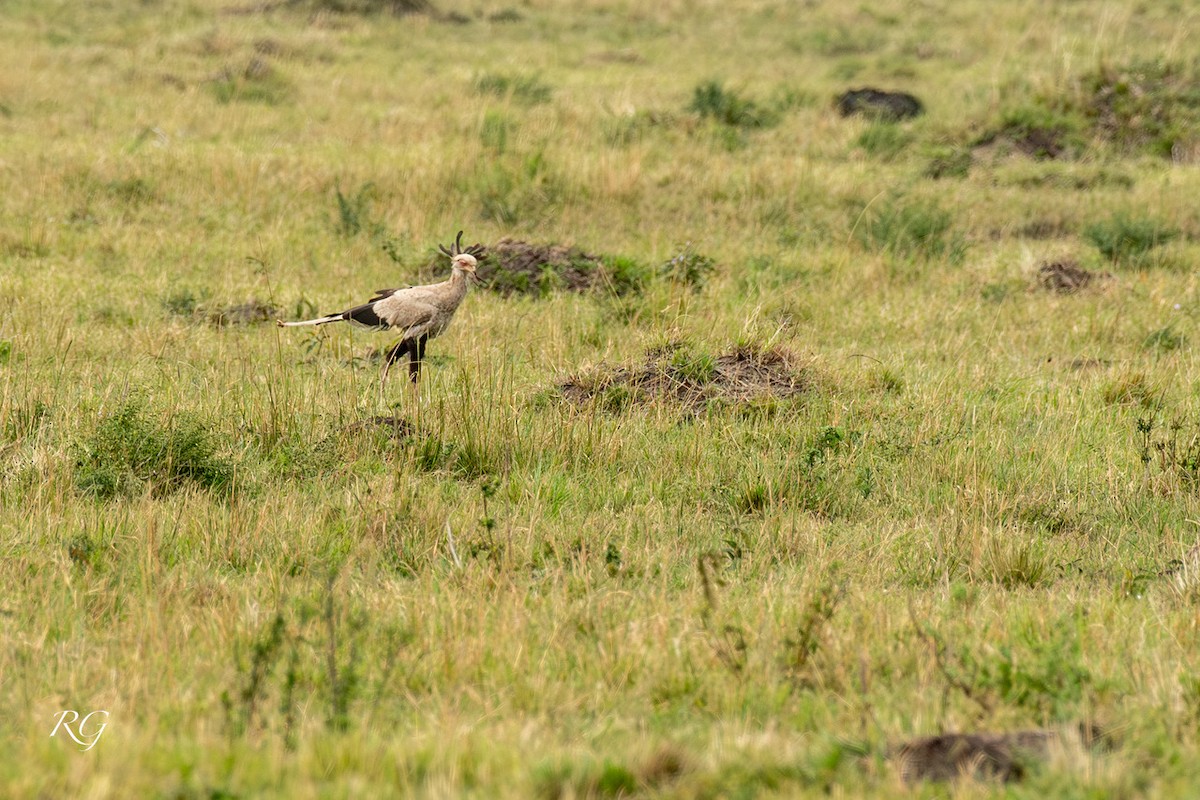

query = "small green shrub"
[[1083, 212, 1178, 266], [601, 255, 650, 296], [688, 81, 777, 128], [75, 402, 236, 499]]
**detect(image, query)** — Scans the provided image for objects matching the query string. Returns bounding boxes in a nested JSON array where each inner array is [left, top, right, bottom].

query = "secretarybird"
[[277, 231, 486, 392]]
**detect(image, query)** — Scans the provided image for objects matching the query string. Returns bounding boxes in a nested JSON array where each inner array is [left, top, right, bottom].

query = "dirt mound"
[[836, 88, 924, 121], [1036, 260, 1109, 294], [892, 724, 1106, 783], [560, 342, 809, 412], [472, 238, 643, 297]]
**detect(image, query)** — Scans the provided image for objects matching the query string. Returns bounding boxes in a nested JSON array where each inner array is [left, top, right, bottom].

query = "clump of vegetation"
[[1085, 59, 1200, 157], [75, 402, 236, 499], [1083, 212, 1178, 267], [856, 198, 966, 263], [659, 244, 716, 288], [688, 81, 777, 128], [473, 72, 553, 105], [560, 341, 809, 413], [209, 58, 294, 105]]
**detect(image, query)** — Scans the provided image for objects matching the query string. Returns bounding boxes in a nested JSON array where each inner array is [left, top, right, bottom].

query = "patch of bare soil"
[[475, 238, 631, 296], [560, 342, 809, 413], [1037, 260, 1110, 294], [892, 724, 1106, 784], [208, 300, 278, 326]]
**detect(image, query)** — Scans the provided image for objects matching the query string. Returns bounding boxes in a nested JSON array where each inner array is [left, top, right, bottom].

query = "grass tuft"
[[688, 80, 777, 128]]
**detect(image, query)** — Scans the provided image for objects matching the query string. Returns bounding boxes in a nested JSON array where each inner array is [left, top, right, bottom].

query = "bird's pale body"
[[277, 233, 485, 388]]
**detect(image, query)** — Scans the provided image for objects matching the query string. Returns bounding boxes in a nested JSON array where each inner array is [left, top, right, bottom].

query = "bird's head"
[[439, 231, 487, 285]]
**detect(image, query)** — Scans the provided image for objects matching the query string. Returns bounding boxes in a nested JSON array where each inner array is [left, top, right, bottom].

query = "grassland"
[[3, 0, 1200, 796]]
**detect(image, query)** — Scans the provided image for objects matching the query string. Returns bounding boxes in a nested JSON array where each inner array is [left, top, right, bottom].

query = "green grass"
[[3, 0, 1200, 796]]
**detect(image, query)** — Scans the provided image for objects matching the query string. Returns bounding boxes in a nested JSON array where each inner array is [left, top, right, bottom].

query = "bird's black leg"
[[408, 335, 428, 384]]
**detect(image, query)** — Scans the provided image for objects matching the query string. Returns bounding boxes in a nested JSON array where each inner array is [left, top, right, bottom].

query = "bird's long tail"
[[276, 314, 343, 328]]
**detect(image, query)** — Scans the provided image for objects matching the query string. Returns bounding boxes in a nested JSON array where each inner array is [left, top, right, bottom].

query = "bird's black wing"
[[340, 299, 391, 329]]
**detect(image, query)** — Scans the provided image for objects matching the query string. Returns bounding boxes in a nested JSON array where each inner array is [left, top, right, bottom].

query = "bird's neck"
[[446, 269, 470, 298]]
